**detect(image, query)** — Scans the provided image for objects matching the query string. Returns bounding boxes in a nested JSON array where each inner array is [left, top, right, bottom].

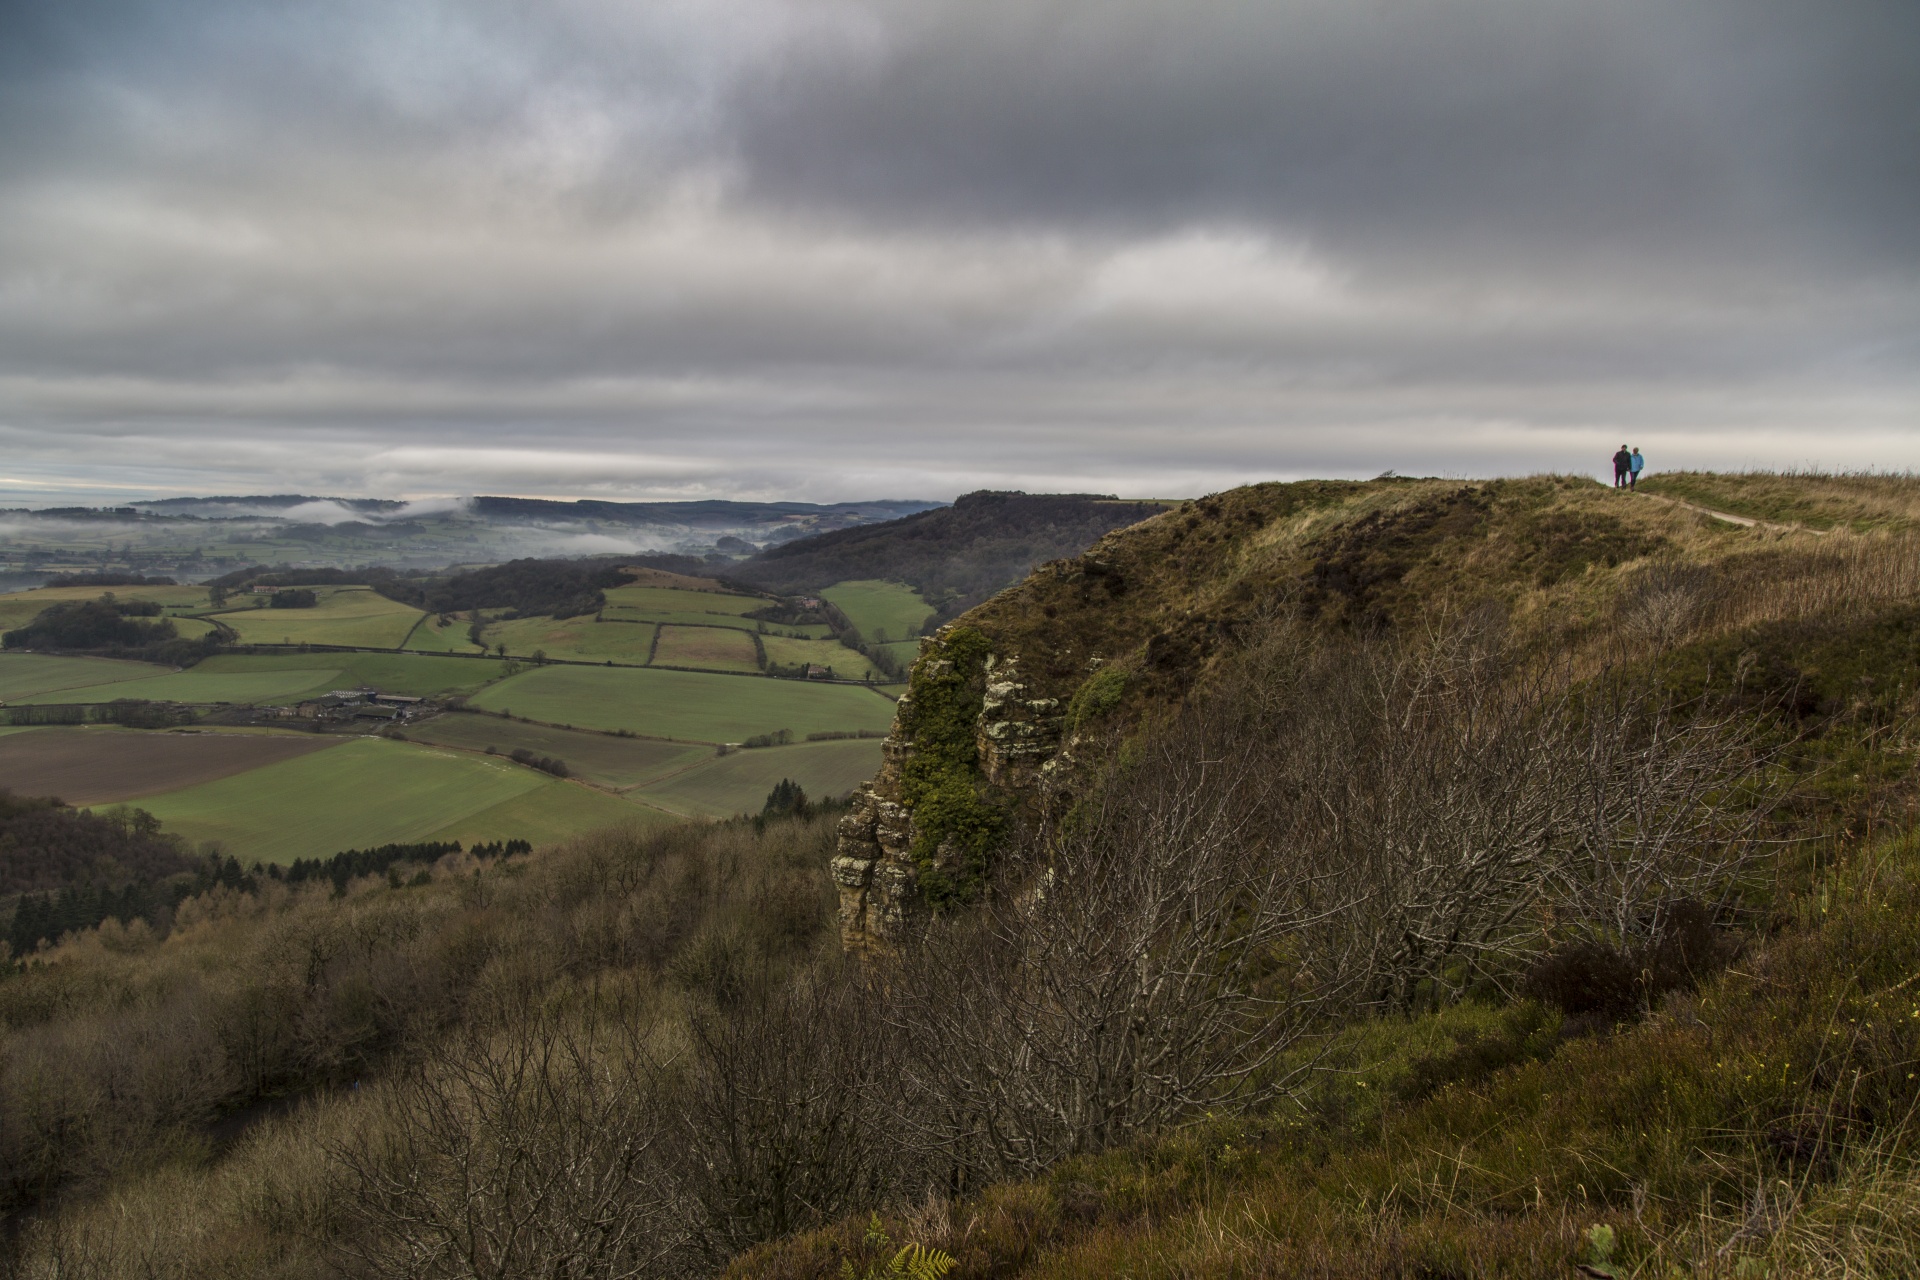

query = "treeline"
[[5, 852, 254, 956], [5, 835, 537, 958], [278, 839, 525, 894], [0, 596, 217, 664], [1, 699, 196, 729], [504, 746, 570, 776], [0, 792, 192, 895], [41, 572, 177, 588], [376, 557, 634, 619], [734, 491, 1169, 619]]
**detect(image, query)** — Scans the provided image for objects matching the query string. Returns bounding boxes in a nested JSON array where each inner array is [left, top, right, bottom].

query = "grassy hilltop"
[[6, 472, 1920, 1279]]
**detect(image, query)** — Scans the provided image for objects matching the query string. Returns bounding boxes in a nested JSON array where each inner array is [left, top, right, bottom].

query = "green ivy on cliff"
[[896, 626, 1005, 909]]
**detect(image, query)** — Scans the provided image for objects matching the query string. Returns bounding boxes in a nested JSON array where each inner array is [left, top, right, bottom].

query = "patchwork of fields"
[[0, 570, 922, 865]]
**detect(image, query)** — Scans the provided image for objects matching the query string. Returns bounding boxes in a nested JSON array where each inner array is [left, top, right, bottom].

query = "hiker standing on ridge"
[[1612, 445, 1632, 488], [1629, 447, 1645, 490]]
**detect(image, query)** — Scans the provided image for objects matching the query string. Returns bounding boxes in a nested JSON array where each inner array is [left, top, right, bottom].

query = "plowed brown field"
[[0, 728, 341, 806]]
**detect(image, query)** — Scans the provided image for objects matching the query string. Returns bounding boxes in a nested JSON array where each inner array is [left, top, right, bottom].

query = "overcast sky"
[[1, 0, 1914, 504]]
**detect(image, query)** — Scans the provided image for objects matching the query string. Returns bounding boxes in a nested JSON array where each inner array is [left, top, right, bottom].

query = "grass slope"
[[403, 614, 484, 653], [632, 738, 884, 818], [468, 664, 897, 742], [133, 737, 581, 862], [403, 713, 710, 788], [0, 653, 169, 701], [820, 579, 935, 642], [420, 779, 677, 846], [1638, 470, 1920, 533], [212, 587, 424, 648]]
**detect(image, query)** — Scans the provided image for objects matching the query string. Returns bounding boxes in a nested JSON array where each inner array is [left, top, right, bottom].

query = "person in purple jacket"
[[1612, 445, 1632, 489]]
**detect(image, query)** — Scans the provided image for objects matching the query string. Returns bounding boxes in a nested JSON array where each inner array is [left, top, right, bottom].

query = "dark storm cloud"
[[733, 0, 1920, 275], [0, 0, 1913, 502]]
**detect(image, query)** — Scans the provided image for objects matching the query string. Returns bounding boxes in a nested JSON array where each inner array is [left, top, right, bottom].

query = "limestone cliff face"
[[832, 645, 1069, 955], [831, 477, 1646, 954]]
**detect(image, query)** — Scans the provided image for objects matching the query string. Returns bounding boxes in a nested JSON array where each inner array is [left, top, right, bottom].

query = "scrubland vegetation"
[[5, 474, 1920, 1277]]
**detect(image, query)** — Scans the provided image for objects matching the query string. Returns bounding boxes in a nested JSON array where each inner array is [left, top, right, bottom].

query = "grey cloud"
[[732, 0, 1920, 278], [0, 0, 1914, 502]]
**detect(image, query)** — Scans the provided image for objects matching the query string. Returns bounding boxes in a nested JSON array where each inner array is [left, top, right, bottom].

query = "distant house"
[[353, 705, 400, 721], [373, 694, 423, 706], [250, 585, 278, 594], [805, 664, 831, 680]]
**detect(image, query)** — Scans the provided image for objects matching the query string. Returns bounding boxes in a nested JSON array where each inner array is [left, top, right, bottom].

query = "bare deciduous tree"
[[892, 718, 1359, 1178], [329, 1005, 680, 1280]]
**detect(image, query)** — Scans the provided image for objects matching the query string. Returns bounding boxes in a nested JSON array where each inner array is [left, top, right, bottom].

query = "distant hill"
[[469, 496, 939, 534], [731, 491, 1171, 622]]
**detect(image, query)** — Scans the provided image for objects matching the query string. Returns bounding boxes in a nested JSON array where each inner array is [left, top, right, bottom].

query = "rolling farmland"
[[133, 736, 660, 862]]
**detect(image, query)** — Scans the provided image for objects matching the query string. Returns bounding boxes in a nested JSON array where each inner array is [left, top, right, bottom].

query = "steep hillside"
[[833, 474, 1920, 953], [731, 491, 1170, 621]]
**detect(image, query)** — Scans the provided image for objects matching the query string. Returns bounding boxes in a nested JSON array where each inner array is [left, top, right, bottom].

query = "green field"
[[12, 651, 505, 707], [0, 653, 168, 702], [13, 666, 331, 707], [652, 625, 761, 673], [481, 615, 658, 664], [760, 635, 884, 681], [403, 614, 485, 653], [419, 781, 677, 847], [632, 738, 884, 818], [821, 580, 935, 643], [602, 585, 767, 615], [134, 736, 656, 862], [404, 713, 710, 789], [212, 587, 424, 648], [469, 664, 898, 742]]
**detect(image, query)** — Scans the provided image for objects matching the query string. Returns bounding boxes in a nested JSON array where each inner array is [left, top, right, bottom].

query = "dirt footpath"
[[0, 728, 340, 806]]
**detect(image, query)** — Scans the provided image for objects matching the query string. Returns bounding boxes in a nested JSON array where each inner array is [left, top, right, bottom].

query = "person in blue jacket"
[[1629, 447, 1645, 490]]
